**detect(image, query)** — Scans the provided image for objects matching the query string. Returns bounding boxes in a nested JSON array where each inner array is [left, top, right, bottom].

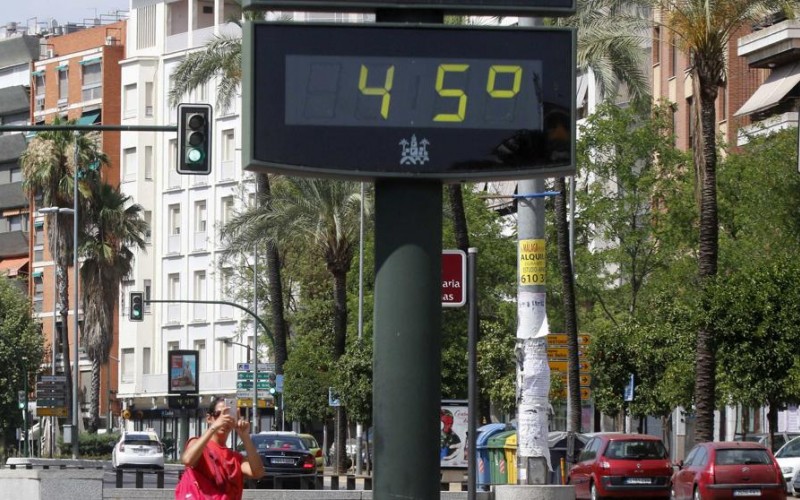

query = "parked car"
[[775, 436, 800, 495], [111, 430, 165, 470], [297, 433, 324, 474], [671, 441, 785, 500], [735, 432, 800, 452], [247, 431, 318, 489], [567, 433, 672, 499]]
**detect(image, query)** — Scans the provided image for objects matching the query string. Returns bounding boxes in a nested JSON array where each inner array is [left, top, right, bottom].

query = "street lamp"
[[38, 206, 75, 458]]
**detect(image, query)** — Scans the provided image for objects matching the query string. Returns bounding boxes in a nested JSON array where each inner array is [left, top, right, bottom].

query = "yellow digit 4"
[[487, 65, 522, 98], [359, 64, 394, 119], [434, 64, 469, 122]]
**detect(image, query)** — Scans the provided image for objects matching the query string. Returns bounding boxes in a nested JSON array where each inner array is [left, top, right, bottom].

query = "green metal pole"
[[373, 179, 442, 499], [23, 364, 28, 458]]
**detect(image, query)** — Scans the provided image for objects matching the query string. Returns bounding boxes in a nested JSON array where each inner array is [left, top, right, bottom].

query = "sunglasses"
[[210, 410, 224, 418]]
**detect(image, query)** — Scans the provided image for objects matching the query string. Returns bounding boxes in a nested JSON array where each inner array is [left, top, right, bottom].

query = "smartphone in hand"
[[224, 398, 239, 417]]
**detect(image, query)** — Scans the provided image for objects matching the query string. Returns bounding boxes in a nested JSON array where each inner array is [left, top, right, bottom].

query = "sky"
[[3, 0, 129, 27]]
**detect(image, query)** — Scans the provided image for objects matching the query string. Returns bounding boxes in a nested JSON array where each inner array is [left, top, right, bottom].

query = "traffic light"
[[267, 372, 277, 395], [177, 103, 212, 175], [129, 292, 144, 322]]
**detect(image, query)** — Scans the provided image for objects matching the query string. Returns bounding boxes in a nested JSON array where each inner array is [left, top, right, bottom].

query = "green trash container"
[[488, 430, 516, 485]]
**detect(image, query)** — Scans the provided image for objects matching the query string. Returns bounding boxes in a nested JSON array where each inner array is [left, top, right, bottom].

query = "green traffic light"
[[186, 148, 204, 164]]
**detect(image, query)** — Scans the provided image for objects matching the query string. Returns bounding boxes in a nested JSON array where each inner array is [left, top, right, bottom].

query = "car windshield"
[[604, 440, 668, 460], [776, 438, 800, 458], [252, 435, 306, 452], [124, 435, 160, 446], [715, 449, 772, 465]]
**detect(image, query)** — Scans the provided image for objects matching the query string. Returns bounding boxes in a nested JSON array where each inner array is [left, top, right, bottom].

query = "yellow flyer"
[[519, 239, 546, 285]]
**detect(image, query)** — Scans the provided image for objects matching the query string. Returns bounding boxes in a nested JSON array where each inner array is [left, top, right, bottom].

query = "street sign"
[[237, 398, 274, 408], [237, 371, 273, 381], [237, 390, 273, 399], [244, 23, 575, 182], [37, 407, 68, 417], [237, 362, 276, 372], [236, 381, 272, 390], [442, 250, 467, 308]]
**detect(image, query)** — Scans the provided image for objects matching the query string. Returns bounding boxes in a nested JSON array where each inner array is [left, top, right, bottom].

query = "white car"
[[112, 430, 165, 470], [775, 435, 800, 495]]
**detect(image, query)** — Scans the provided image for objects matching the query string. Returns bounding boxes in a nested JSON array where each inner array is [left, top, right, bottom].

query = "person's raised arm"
[[236, 419, 264, 479]]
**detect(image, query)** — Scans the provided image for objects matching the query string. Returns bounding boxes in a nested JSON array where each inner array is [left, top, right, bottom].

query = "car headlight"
[[782, 466, 793, 475]]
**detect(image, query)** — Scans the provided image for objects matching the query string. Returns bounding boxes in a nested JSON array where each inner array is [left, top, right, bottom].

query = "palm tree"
[[20, 119, 108, 426], [167, 6, 290, 381], [654, 0, 794, 444], [80, 182, 148, 432], [551, 0, 652, 436], [222, 176, 366, 473]]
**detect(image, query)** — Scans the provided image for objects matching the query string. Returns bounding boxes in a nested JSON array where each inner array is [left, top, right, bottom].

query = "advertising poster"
[[441, 400, 469, 468], [169, 350, 199, 394]]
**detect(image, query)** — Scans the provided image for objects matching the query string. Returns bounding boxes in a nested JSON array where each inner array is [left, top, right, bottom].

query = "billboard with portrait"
[[169, 350, 199, 394]]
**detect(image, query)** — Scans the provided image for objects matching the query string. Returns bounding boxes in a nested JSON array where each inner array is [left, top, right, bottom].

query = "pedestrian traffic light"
[[177, 103, 212, 175], [129, 292, 144, 322]]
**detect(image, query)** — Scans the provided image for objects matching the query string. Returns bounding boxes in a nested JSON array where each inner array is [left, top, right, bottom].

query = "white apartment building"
[[117, 0, 369, 451]]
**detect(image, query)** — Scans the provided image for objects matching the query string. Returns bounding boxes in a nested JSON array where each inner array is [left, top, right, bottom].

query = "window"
[[81, 60, 102, 101], [145, 82, 154, 116], [687, 97, 695, 150], [123, 147, 137, 181], [218, 340, 230, 371], [58, 69, 68, 102], [652, 26, 660, 65], [10, 167, 21, 183], [168, 273, 180, 299], [124, 83, 137, 118], [144, 279, 152, 312], [221, 196, 235, 225], [222, 129, 235, 162], [194, 270, 206, 300], [195, 200, 207, 233], [34, 73, 45, 110], [167, 341, 179, 352], [34, 221, 44, 245], [669, 32, 677, 77], [194, 340, 206, 370], [121, 348, 135, 383], [8, 214, 26, 232], [168, 139, 177, 173], [719, 85, 727, 121], [142, 347, 151, 375], [144, 210, 152, 243], [144, 146, 153, 180], [169, 204, 181, 235]]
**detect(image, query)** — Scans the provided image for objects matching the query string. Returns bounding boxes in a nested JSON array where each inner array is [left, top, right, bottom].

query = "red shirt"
[[188, 438, 244, 500]]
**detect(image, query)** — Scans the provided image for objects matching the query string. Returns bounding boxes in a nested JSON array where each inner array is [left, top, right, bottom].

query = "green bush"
[[57, 432, 120, 459]]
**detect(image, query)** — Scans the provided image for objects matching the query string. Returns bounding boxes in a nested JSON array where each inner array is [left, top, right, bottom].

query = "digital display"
[[243, 22, 576, 181], [286, 56, 542, 130], [242, 0, 576, 16]]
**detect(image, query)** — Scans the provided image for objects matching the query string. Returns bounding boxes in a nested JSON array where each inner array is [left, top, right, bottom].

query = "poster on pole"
[[169, 350, 199, 394], [440, 400, 469, 468]]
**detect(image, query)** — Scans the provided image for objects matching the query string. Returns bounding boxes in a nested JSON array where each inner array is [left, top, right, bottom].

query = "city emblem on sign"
[[399, 135, 430, 165]]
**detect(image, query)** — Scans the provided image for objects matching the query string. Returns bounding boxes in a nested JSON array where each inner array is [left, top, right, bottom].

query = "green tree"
[[80, 183, 148, 432], [20, 120, 108, 425], [222, 176, 366, 472], [653, 0, 796, 444], [0, 277, 44, 454]]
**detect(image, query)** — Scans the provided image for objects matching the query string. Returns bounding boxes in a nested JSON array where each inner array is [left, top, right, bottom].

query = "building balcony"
[[119, 369, 237, 398], [739, 17, 800, 68]]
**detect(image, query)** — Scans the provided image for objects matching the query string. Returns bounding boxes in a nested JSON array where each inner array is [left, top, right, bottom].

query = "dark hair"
[[207, 396, 226, 416]]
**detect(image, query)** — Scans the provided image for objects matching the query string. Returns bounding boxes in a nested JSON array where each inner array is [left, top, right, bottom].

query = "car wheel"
[[590, 482, 602, 500]]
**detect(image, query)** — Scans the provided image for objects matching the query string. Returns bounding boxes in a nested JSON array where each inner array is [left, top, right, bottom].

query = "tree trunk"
[[554, 177, 581, 436], [692, 68, 720, 444], [447, 184, 470, 252], [89, 358, 100, 433], [57, 263, 74, 429], [767, 403, 778, 453], [257, 173, 289, 376]]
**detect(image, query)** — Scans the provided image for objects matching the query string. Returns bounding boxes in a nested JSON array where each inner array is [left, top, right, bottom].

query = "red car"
[[671, 441, 786, 500], [568, 433, 673, 499]]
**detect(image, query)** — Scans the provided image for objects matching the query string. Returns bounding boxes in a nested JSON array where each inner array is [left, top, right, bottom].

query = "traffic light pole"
[[143, 299, 272, 345]]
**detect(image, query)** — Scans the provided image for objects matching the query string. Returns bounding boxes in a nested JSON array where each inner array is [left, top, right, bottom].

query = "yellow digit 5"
[[359, 64, 394, 119], [487, 65, 522, 98], [434, 64, 469, 122]]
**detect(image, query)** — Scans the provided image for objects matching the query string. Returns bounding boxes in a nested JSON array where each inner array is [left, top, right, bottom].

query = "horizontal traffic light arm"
[[145, 298, 273, 345]]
